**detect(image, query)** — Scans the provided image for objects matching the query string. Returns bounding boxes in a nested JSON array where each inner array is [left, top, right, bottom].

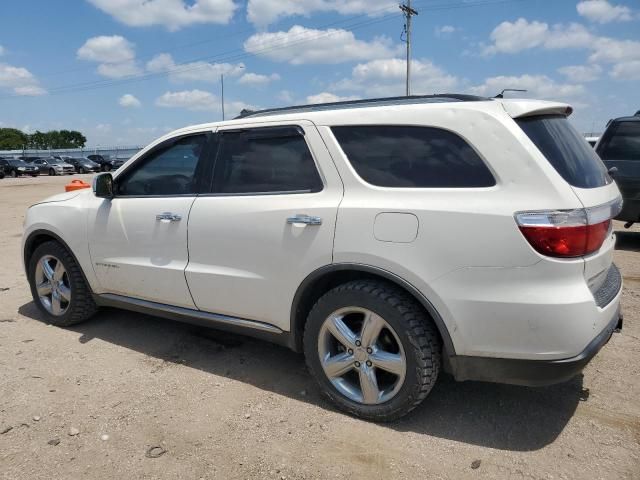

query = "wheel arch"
[[290, 263, 456, 357], [23, 230, 91, 290]]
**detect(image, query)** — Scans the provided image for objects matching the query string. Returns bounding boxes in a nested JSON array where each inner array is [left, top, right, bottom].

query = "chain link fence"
[[0, 145, 143, 160]]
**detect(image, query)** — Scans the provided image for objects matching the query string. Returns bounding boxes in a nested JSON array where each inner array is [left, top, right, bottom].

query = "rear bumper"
[[448, 305, 622, 386]]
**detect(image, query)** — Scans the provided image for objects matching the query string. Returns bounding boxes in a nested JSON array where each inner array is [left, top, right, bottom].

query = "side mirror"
[[93, 173, 114, 199]]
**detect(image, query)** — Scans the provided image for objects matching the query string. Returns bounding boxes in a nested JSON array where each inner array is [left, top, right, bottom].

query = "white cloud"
[[0, 62, 47, 96], [577, 0, 633, 23], [237, 72, 280, 86], [483, 19, 595, 55], [77, 35, 135, 64], [588, 37, 640, 64], [0, 45, 4, 56], [306, 92, 359, 104], [77, 35, 141, 78], [333, 58, 459, 97], [611, 60, 640, 80], [558, 64, 602, 82], [243, 25, 401, 65], [146, 53, 244, 82], [246, 0, 395, 28], [87, 0, 237, 31], [434, 25, 456, 37], [469, 74, 585, 100], [119, 93, 141, 108], [156, 89, 219, 111], [277, 90, 294, 103]]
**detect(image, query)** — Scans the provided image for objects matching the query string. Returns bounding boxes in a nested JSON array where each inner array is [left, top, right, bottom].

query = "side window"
[[212, 127, 323, 194], [117, 134, 207, 196], [331, 125, 495, 188], [598, 121, 640, 161]]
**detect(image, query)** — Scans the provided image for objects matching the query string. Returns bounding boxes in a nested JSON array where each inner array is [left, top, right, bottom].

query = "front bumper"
[[448, 305, 622, 386]]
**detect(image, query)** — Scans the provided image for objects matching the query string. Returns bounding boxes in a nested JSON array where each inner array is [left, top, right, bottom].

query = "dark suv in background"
[[597, 111, 640, 227], [0, 158, 40, 177], [87, 154, 125, 172]]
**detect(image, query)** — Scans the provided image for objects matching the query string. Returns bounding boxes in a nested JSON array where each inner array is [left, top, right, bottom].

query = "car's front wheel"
[[10, 170, 17, 178], [28, 241, 97, 327], [48, 168, 56, 176], [304, 280, 441, 422]]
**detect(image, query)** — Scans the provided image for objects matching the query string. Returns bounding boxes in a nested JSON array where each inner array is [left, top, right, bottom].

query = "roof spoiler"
[[500, 100, 573, 119]]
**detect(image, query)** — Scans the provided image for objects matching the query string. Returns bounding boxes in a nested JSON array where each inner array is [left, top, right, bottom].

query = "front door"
[[88, 132, 211, 308], [186, 122, 343, 330]]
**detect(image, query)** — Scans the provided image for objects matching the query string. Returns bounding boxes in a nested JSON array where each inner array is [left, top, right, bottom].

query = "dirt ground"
[[0, 174, 638, 480]]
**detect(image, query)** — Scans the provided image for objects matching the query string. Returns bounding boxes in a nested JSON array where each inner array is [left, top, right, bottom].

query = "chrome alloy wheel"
[[34, 255, 71, 316], [318, 307, 406, 405]]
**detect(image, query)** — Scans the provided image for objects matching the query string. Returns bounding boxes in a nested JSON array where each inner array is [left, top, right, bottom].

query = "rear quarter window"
[[597, 121, 640, 161], [516, 115, 611, 189], [331, 125, 495, 188]]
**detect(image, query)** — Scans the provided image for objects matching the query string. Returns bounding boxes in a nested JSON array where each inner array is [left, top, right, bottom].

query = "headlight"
[[18, 167, 25, 170]]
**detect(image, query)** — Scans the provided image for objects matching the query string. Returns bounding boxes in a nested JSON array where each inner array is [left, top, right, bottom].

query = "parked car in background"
[[22, 95, 623, 421], [597, 111, 640, 226], [64, 157, 101, 174], [87, 154, 125, 172], [0, 163, 4, 179], [31, 157, 75, 176], [0, 158, 40, 177]]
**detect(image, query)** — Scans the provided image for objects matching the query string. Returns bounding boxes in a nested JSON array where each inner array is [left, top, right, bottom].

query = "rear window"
[[516, 115, 611, 189], [597, 121, 640, 161], [331, 125, 495, 188]]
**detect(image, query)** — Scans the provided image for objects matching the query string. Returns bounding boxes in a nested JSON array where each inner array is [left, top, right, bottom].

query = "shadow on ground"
[[19, 301, 582, 452], [614, 230, 640, 253]]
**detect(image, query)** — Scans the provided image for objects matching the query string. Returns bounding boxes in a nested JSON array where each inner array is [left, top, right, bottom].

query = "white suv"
[[23, 95, 623, 421]]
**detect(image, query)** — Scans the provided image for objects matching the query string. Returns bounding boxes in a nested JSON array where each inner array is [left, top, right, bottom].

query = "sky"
[[0, 0, 638, 146]]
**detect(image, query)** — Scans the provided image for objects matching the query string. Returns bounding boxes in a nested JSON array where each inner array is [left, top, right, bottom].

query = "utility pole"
[[220, 73, 225, 121], [400, 1, 418, 96]]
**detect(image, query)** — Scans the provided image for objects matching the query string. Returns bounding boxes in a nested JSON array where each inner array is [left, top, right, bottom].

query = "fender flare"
[[290, 263, 457, 357]]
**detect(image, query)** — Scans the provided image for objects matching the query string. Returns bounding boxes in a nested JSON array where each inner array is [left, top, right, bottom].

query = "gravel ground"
[[0, 174, 639, 480]]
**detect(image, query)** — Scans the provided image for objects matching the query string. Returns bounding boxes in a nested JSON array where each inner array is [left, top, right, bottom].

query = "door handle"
[[156, 212, 182, 223], [287, 214, 322, 226]]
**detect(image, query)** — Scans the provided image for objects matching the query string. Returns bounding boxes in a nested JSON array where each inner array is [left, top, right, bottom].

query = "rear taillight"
[[515, 198, 622, 258]]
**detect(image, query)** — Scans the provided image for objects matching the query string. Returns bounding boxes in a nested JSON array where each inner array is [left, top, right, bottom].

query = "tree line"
[[0, 128, 87, 150]]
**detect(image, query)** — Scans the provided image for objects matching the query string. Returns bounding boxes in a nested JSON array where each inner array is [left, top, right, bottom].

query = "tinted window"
[[331, 125, 495, 188], [213, 128, 323, 194], [597, 121, 640, 161], [516, 115, 611, 189], [117, 134, 207, 196]]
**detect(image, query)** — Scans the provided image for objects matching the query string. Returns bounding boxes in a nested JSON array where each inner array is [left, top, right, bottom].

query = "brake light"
[[515, 198, 622, 258]]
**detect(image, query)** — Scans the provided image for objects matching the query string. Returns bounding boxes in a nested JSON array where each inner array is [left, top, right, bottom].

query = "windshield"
[[47, 158, 66, 164], [597, 121, 640, 161], [9, 160, 28, 166], [516, 115, 611, 189]]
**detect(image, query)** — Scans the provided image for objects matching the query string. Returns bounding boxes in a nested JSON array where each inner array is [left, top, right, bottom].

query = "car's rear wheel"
[[79, 167, 86, 174], [28, 241, 97, 327], [304, 280, 441, 421], [10, 170, 17, 178], [48, 168, 56, 176]]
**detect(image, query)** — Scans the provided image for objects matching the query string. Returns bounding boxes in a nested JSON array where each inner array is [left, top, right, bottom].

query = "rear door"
[[515, 114, 622, 292], [185, 121, 343, 331]]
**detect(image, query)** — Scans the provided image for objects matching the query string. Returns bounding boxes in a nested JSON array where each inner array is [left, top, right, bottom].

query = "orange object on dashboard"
[[65, 179, 91, 192]]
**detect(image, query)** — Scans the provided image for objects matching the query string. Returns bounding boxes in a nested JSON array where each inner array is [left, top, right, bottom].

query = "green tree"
[[0, 128, 28, 150]]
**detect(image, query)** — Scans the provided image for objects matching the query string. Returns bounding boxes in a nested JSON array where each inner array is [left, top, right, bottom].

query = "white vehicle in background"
[[23, 94, 623, 421], [586, 135, 599, 147]]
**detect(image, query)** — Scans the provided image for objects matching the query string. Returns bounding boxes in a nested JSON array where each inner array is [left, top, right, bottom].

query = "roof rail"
[[234, 93, 492, 119]]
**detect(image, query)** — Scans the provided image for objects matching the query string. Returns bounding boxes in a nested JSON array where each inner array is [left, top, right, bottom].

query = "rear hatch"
[[508, 106, 622, 305]]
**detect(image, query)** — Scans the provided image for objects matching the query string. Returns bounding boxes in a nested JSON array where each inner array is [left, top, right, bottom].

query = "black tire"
[[10, 170, 17, 178], [104, 164, 112, 172], [49, 168, 56, 176], [303, 280, 441, 422], [31, 174, 38, 177], [80, 167, 86, 174], [28, 240, 98, 327]]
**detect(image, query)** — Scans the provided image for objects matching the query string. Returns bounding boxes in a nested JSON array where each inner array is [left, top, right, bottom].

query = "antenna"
[[494, 88, 527, 99]]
